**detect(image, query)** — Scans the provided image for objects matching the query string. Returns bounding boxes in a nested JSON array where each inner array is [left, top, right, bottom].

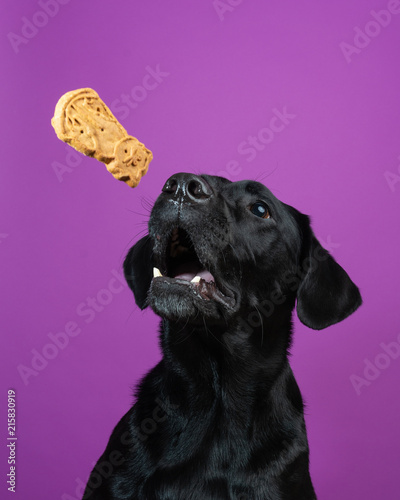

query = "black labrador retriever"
[[83, 173, 362, 500]]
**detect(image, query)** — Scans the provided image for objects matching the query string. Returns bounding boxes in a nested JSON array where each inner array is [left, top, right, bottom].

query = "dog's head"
[[124, 173, 361, 330]]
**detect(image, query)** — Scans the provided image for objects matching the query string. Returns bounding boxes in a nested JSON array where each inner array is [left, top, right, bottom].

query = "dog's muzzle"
[[149, 173, 236, 319]]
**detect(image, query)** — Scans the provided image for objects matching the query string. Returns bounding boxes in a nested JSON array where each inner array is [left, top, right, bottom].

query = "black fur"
[[83, 173, 362, 499]]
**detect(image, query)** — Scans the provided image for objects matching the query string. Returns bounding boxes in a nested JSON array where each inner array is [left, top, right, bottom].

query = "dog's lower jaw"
[[148, 278, 237, 324]]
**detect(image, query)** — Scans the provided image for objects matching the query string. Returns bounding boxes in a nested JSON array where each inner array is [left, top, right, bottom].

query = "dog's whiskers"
[[202, 316, 226, 350], [140, 196, 155, 213], [173, 313, 195, 344], [173, 329, 192, 345], [124, 207, 150, 219], [254, 305, 264, 347], [118, 228, 149, 267], [254, 165, 279, 183], [228, 243, 243, 280]]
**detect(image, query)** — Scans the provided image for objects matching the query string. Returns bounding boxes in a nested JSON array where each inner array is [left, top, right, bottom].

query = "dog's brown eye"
[[249, 202, 270, 219]]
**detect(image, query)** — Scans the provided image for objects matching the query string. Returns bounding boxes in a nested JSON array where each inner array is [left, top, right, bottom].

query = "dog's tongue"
[[195, 269, 215, 282], [173, 263, 214, 282]]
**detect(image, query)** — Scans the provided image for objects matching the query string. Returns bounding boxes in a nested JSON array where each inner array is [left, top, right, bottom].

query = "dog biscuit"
[[51, 88, 153, 187]]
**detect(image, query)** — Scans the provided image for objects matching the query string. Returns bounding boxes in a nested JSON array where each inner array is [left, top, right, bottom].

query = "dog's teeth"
[[153, 267, 162, 278], [191, 276, 201, 283]]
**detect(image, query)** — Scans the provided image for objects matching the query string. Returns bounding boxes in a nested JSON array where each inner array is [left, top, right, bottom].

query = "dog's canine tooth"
[[191, 276, 201, 283], [153, 267, 162, 278]]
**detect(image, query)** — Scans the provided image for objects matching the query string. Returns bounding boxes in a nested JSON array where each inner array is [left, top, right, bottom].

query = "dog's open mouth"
[[152, 227, 235, 309]]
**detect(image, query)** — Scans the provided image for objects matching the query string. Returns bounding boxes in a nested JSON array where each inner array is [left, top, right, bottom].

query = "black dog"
[[84, 173, 362, 500]]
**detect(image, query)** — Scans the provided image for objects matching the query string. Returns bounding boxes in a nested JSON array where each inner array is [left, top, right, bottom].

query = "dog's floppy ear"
[[296, 232, 362, 330], [123, 235, 153, 309]]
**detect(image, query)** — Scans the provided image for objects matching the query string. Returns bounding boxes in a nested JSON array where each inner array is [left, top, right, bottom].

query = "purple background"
[[2, 0, 400, 498]]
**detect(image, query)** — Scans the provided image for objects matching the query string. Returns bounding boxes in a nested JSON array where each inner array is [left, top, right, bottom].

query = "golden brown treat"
[[51, 88, 153, 187]]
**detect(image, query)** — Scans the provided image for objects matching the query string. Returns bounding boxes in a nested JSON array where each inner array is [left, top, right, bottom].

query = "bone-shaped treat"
[[51, 88, 153, 188]]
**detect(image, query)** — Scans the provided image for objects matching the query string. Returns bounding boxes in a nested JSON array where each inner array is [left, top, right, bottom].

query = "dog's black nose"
[[162, 173, 212, 202]]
